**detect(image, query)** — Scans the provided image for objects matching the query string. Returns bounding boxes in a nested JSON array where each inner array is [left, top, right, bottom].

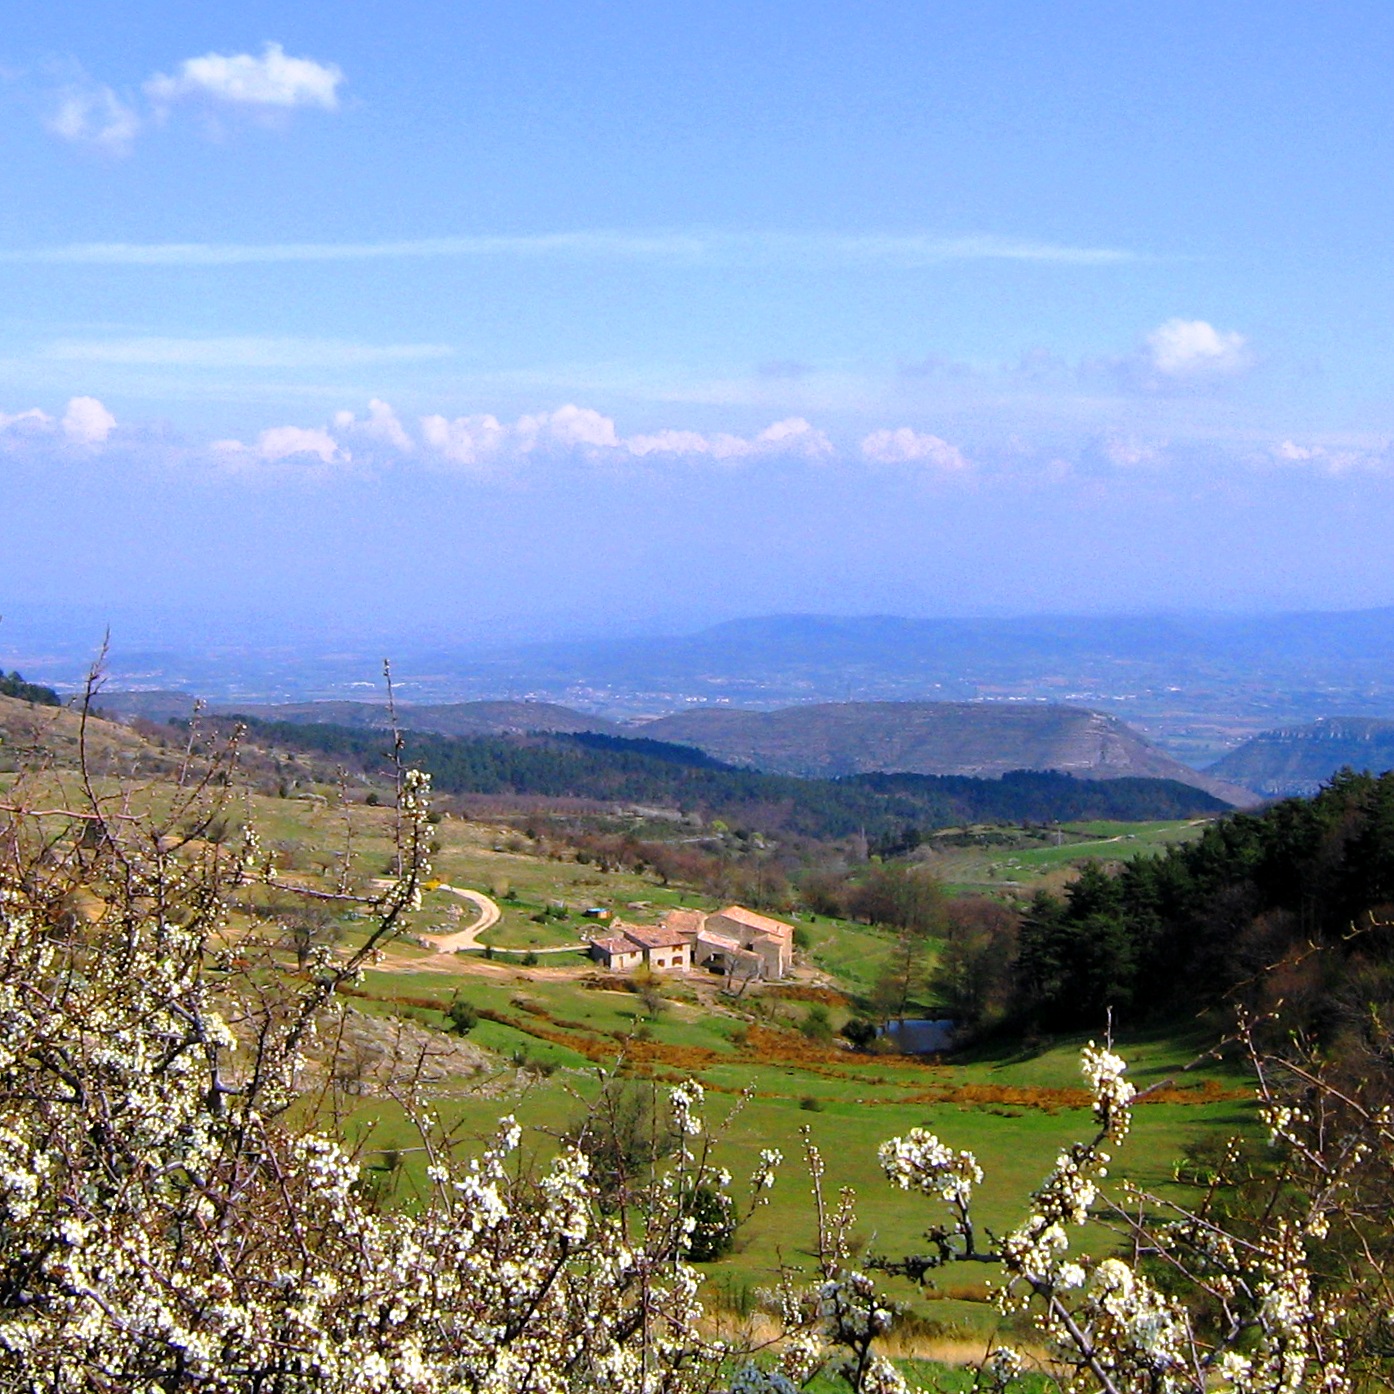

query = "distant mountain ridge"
[[35, 606, 1394, 769], [92, 691, 1255, 806], [1207, 718, 1394, 797], [638, 701, 1254, 804], [225, 699, 620, 739], [230, 717, 1234, 836], [94, 693, 619, 738]]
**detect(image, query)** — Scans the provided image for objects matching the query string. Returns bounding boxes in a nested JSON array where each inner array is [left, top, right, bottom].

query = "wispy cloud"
[[0, 230, 1139, 269], [1268, 438, 1394, 475], [45, 84, 141, 155], [43, 336, 453, 368]]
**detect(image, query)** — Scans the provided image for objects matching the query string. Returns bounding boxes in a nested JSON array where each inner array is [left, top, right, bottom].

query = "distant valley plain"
[[20, 606, 1394, 800]]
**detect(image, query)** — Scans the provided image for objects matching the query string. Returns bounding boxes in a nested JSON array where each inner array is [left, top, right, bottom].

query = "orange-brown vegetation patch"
[[742, 1024, 877, 1070], [456, 1003, 723, 1073], [905, 1077, 1245, 1111], [762, 985, 850, 1008]]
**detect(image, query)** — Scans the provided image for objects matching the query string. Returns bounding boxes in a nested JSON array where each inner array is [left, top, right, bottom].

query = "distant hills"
[[3, 691, 1229, 842], [231, 718, 1233, 838], [39, 606, 1394, 769], [639, 701, 1252, 804], [93, 692, 620, 737], [224, 699, 619, 739], [1207, 718, 1394, 797], [97, 691, 1255, 806]]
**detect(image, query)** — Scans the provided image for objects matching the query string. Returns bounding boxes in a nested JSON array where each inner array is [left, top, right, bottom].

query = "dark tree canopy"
[[1008, 768, 1394, 1037]]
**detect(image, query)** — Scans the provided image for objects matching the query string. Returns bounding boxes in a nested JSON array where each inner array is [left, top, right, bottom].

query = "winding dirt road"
[[420, 886, 502, 953]]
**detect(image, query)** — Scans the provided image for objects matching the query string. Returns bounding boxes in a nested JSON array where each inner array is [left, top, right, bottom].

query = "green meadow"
[[18, 765, 1238, 1358]]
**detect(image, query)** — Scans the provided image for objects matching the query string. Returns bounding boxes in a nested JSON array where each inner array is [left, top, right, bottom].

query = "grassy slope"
[[918, 818, 1212, 897], [3, 717, 1238, 1351]]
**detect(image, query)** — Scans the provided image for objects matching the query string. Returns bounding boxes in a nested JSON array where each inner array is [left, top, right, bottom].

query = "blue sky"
[[4, 3, 1394, 645]]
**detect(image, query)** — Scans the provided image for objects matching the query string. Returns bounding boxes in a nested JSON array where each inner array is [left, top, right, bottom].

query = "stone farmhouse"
[[588, 904, 793, 980], [587, 923, 692, 974]]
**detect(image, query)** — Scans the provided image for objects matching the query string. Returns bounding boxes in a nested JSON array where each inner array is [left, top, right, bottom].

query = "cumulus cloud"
[[754, 417, 834, 458], [412, 405, 837, 472], [213, 425, 346, 468], [626, 429, 752, 460], [419, 413, 508, 469], [333, 399, 413, 453], [860, 427, 968, 470], [61, 396, 117, 445], [0, 397, 116, 451], [46, 84, 141, 154], [522, 404, 622, 451], [1146, 319, 1249, 378], [43, 44, 342, 152], [145, 43, 343, 112]]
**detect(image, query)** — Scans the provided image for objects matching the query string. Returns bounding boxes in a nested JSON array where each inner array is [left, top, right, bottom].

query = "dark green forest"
[[1007, 768, 1394, 1045], [224, 717, 1228, 842], [0, 672, 59, 706]]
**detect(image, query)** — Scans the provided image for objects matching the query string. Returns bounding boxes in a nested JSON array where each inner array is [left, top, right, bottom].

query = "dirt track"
[[420, 886, 501, 953]]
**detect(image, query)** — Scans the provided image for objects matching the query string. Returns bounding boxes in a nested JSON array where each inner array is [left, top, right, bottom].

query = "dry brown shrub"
[[763, 985, 850, 1008]]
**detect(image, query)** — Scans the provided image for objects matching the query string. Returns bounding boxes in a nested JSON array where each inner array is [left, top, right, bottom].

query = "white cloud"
[[333, 399, 413, 453], [0, 407, 54, 434], [754, 417, 834, 458], [1274, 440, 1318, 463], [61, 396, 116, 445], [145, 43, 343, 112], [1268, 439, 1391, 474], [412, 405, 836, 471], [860, 427, 968, 470], [1146, 319, 1248, 377], [46, 85, 141, 154], [213, 425, 346, 467], [626, 428, 752, 460], [1096, 434, 1166, 469], [321, 400, 810, 476], [42, 44, 342, 153], [419, 413, 508, 468], [524, 404, 622, 451]]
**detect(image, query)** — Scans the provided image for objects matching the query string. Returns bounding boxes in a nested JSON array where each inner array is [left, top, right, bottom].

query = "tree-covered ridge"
[[1012, 766, 1394, 1034], [0, 671, 59, 706], [227, 717, 1229, 840]]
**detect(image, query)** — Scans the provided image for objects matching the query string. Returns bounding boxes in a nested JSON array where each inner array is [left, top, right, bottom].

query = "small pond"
[[880, 1018, 955, 1054]]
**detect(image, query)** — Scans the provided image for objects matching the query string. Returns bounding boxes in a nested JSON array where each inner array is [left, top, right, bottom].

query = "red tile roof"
[[617, 923, 690, 950], [660, 908, 707, 936], [591, 935, 641, 957], [712, 905, 793, 939]]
